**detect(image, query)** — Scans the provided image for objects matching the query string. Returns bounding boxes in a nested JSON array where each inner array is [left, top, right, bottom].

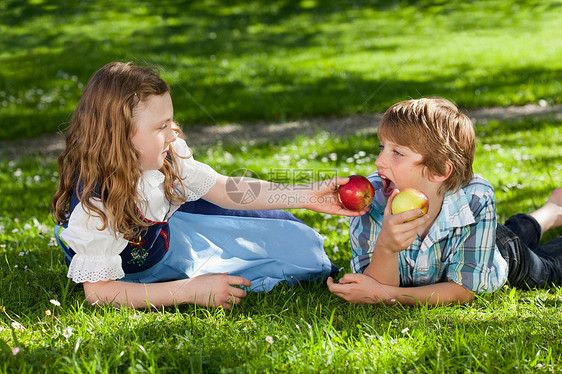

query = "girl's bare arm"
[[83, 273, 251, 309], [203, 175, 366, 216]]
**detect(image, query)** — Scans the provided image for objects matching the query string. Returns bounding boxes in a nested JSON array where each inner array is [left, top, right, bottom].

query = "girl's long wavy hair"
[[52, 62, 187, 239]]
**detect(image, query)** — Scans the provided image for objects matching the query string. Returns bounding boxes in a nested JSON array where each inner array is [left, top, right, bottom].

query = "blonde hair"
[[52, 62, 186, 239], [377, 98, 475, 194]]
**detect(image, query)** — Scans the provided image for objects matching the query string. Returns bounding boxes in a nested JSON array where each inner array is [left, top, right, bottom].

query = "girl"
[[52, 61, 363, 310]]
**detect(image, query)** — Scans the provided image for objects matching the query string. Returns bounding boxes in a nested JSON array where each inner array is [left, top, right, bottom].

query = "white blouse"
[[60, 138, 218, 283]]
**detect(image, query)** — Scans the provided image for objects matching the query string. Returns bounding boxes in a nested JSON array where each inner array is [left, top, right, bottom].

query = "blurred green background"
[[1, 0, 561, 140]]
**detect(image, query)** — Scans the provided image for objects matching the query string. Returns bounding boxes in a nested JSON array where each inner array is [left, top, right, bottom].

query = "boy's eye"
[[393, 150, 403, 157], [378, 144, 384, 150]]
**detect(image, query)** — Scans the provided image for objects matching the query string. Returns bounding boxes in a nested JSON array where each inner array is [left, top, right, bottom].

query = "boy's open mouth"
[[380, 175, 395, 197]]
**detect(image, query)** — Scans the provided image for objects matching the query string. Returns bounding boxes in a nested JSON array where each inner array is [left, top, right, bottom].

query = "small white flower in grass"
[[12, 347, 20, 356], [265, 336, 274, 344], [62, 327, 73, 339], [18, 252, 25, 256], [23, 223, 32, 230], [11, 322, 24, 331], [12, 228, 19, 233], [401, 327, 409, 334], [50, 299, 61, 307], [45, 310, 51, 316]]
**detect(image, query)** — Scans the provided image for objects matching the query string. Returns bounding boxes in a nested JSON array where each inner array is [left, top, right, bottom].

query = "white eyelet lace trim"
[[68, 254, 125, 283], [69, 268, 125, 283], [186, 172, 217, 201]]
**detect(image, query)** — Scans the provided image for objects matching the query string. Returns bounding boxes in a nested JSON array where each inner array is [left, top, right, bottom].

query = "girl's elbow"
[[83, 289, 101, 306], [83, 281, 111, 306]]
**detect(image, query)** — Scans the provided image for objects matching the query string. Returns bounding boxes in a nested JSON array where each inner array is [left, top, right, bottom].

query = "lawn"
[[1, 0, 561, 139], [1, 0, 562, 372], [1, 116, 561, 372]]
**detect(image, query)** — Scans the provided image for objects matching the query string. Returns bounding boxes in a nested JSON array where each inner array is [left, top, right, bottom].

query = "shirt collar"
[[441, 187, 476, 227], [419, 187, 475, 247], [142, 170, 165, 188]]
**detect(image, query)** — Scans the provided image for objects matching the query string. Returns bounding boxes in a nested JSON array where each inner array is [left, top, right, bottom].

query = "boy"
[[327, 98, 562, 305]]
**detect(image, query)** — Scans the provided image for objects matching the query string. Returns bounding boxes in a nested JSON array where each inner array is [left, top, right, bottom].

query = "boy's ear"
[[428, 161, 453, 183]]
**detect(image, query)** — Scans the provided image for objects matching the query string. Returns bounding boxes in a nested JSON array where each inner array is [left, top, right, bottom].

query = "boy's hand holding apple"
[[376, 188, 430, 253], [391, 188, 429, 220]]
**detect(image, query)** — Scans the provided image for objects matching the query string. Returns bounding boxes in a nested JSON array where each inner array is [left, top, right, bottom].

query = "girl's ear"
[[428, 161, 453, 183]]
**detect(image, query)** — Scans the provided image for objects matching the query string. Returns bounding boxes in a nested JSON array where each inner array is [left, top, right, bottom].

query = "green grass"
[[1, 0, 562, 370], [1, 117, 561, 372], [1, 0, 562, 139]]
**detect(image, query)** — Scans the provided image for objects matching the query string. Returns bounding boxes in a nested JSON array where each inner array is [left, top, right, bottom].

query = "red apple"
[[391, 188, 429, 221], [337, 175, 375, 211]]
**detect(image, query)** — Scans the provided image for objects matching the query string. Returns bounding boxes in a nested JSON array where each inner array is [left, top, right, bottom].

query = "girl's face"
[[374, 137, 427, 197], [130, 93, 177, 171]]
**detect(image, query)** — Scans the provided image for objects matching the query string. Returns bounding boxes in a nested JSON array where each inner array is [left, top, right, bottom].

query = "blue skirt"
[[122, 200, 336, 291]]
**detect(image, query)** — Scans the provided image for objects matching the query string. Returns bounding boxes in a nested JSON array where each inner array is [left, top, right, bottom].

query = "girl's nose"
[[167, 127, 178, 143]]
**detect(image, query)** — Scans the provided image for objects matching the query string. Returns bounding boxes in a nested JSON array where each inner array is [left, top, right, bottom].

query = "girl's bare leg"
[[530, 188, 562, 233]]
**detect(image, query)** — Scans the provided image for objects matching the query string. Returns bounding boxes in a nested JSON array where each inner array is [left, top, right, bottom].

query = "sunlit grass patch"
[[0, 116, 561, 371]]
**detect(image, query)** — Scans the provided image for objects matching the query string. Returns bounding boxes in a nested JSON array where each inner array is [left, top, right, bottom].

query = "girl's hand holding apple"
[[337, 175, 375, 211], [303, 176, 369, 217]]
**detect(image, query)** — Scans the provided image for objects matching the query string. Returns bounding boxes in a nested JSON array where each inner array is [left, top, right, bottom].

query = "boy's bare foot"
[[530, 187, 562, 233]]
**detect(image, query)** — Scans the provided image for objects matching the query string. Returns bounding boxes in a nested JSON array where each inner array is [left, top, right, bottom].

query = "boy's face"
[[375, 137, 428, 196]]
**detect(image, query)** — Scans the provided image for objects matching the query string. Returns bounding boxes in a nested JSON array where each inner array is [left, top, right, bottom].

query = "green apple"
[[391, 188, 429, 221]]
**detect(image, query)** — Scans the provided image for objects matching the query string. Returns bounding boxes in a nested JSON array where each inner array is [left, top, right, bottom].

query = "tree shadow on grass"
[[1, 0, 562, 139]]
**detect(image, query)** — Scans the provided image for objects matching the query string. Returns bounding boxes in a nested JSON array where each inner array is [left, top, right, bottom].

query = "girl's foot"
[[530, 187, 562, 233]]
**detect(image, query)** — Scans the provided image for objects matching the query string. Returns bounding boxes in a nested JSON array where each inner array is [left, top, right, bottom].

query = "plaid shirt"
[[349, 172, 508, 293]]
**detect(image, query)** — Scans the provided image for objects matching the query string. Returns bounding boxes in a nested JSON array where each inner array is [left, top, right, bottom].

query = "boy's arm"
[[327, 273, 475, 306]]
